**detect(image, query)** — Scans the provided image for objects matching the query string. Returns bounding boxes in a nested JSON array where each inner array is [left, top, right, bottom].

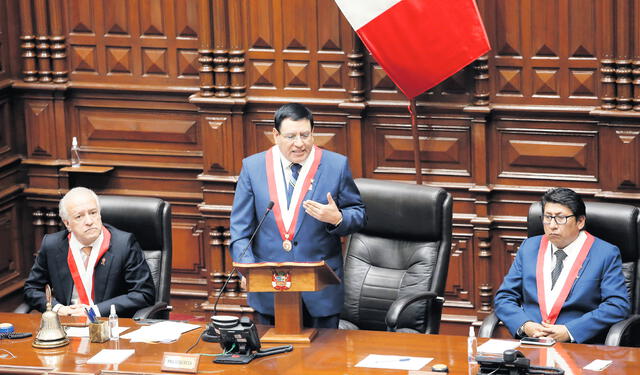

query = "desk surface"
[[0, 312, 639, 374]]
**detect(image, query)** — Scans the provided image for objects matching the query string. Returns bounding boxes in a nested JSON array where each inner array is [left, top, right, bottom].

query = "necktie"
[[81, 246, 92, 268], [551, 249, 567, 290], [287, 163, 301, 208]]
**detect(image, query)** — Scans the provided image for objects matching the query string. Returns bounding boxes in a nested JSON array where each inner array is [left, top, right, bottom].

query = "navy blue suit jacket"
[[230, 148, 366, 317], [24, 224, 155, 317], [495, 234, 630, 343]]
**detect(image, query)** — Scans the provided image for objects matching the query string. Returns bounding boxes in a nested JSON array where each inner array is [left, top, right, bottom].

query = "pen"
[[375, 357, 411, 363], [85, 307, 97, 323]]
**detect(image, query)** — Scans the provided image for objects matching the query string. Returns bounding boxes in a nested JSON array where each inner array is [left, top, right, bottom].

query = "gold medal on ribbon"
[[282, 240, 292, 251]]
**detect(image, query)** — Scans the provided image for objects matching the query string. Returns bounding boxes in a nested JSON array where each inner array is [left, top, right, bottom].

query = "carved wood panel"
[[600, 126, 640, 191], [244, 0, 353, 99], [24, 100, 59, 159], [488, 0, 600, 105], [65, 0, 200, 86], [365, 116, 472, 181], [171, 218, 205, 274], [445, 235, 474, 308], [494, 119, 599, 184], [71, 98, 202, 169], [0, 93, 11, 158], [0, 202, 23, 297]]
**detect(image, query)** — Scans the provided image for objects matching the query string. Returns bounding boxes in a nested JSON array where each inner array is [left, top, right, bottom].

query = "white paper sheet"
[[86, 349, 135, 364], [355, 354, 432, 370], [120, 321, 201, 343], [477, 339, 521, 354], [583, 359, 612, 371]]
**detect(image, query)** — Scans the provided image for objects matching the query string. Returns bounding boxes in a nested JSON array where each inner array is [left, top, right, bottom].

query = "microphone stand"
[[203, 201, 274, 342]]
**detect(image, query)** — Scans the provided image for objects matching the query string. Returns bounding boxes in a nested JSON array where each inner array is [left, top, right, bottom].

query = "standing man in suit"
[[24, 187, 155, 318], [495, 187, 630, 343], [230, 103, 366, 328]]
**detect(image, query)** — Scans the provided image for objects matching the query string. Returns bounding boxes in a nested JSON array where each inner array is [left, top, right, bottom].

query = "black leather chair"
[[479, 201, 640, 346], [16, 195, 173, 320], [339, 178, 452, 333]]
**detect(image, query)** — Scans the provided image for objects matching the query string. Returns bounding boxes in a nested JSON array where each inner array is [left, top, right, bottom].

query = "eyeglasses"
[[279, 132, 312, 142], [542, 214, 576, 225]]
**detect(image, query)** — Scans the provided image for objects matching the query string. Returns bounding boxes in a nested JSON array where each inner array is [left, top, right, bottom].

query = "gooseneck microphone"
[[202, 201, 274, 342]]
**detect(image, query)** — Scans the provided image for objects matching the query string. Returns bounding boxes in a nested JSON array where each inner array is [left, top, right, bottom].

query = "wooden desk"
[[1, 312, 639, 374]]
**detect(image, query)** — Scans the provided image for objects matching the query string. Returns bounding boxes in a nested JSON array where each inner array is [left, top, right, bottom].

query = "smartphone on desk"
[[520, 337, 556, 346]]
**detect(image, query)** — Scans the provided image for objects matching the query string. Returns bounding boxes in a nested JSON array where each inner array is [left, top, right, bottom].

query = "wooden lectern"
[[234, 261, 340, 344]]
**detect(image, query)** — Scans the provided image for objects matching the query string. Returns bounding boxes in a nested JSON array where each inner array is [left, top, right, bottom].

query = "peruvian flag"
[[335, 0, 491, 98]]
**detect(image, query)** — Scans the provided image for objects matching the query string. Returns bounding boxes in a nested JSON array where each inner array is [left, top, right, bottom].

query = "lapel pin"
[[101, 258, 106, 266]]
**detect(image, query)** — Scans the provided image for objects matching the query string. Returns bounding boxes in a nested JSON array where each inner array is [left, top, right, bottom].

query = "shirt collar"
[[69, 229, 104, 253], [276, 148, 308, 169], [550, 230, 586, 256]]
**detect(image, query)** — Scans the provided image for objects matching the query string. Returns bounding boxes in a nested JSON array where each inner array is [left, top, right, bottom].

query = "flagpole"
[[408, 98, 422, 185]]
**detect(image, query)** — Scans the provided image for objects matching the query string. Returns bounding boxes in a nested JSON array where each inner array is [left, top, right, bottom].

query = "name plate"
[[161, 352, 200, 373]]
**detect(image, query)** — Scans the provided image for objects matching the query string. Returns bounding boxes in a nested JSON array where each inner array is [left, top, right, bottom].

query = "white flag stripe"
[[334, 0, 402, 30]]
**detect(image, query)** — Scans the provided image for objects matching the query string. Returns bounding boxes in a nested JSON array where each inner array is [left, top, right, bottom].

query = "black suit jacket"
[[24, 224, 156, 317]]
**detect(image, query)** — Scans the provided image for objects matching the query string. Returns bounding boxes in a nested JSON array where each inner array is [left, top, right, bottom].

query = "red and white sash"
[[67, 227, 111, 305], [535, 232, 594, 324], [265, 145, 322, 245]]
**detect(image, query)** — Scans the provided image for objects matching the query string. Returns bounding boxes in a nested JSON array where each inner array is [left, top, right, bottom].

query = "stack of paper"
[[120, 321, 200, 343]]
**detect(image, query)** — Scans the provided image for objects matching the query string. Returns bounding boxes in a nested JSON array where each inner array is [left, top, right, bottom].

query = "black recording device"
[[203, 201, 274, 344], [477, 349, 564, 375], [212, 316, 292, 364]]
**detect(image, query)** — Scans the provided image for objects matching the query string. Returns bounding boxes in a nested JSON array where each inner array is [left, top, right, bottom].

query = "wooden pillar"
[[347, 33, 365, 103], [633, 0, 640, 111], [212, 0, 230, 97], [198, 0, 215, 97], [228, 0, 246, 98], [615, 0, 632, 110], [19, 0, 37, 82], [473, 0, 490, 106], [600, 0, 616, 110], [33, 0, 51, 82], [48, 0, 67, 83]]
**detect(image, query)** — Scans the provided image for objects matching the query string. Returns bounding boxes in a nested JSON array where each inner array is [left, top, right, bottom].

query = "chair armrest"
[[132, 302, 171, 320], [13, 302, 32, 314], [385, 291, 438, 332], [604, 314, 640, 347], [478, 312, 500, 338]]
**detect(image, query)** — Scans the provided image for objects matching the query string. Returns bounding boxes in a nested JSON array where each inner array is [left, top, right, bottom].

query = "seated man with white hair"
[[24, 187, 155, 318]]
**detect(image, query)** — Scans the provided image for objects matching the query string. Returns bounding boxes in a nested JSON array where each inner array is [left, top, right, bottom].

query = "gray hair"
[[59, 187, 100, 221]]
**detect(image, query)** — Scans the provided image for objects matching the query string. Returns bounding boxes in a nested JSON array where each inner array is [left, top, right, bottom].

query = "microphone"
[[203, 201, 274, 342]]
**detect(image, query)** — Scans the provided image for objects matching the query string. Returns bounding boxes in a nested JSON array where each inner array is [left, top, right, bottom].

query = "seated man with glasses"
[[494, 187, 630, 343]]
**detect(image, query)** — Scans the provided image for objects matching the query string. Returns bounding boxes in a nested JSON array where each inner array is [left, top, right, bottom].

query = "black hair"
[[541, 187, 586, 218], [274, 103, 314, 132]]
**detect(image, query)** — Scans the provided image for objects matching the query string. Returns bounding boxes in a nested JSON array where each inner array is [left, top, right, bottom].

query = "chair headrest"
[[98, 195, 168, 250], [528, 201, 640, 262], [355, 178, 449, 241]]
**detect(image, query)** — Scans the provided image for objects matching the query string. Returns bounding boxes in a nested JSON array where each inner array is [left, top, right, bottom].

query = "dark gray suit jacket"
[[24, 224, 155, 317]]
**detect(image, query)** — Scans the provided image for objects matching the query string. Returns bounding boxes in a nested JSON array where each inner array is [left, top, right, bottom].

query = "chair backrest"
[[98, 195, 172, 318], [528, 201, 640, 314], [341, 178, 452, 332]]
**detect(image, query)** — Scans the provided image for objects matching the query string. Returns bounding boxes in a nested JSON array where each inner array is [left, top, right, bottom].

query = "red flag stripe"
[[339, 0, 490, 98]]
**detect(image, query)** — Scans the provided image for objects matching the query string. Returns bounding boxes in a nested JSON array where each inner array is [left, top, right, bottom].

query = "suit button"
[[293, 241, 298, 246]]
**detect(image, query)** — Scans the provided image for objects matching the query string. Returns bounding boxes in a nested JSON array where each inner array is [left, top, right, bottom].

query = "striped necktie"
[[287, 163, 301, 208], [551, 249, 567, 290]]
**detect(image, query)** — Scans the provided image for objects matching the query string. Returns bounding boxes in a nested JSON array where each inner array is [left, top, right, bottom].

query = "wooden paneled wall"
[[2, 0, 640, 333]]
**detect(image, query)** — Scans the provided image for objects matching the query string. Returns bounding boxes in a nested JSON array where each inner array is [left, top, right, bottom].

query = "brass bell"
[[33, 285, 69, 349]]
